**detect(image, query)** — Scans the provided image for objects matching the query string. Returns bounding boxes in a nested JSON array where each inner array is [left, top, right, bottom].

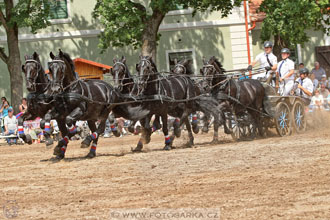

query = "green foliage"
[[259, 0, 330, 48], [93, 0, 243, 52]]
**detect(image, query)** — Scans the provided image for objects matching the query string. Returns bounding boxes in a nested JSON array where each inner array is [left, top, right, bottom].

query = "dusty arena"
[[1, 115, 330, 220]]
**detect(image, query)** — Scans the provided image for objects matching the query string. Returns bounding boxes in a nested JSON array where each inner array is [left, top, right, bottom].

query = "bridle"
[[173, 63, 186, 74], [48, 59, 66, 92], [113, 61, 127, 91], [137, 58, 154, 91]]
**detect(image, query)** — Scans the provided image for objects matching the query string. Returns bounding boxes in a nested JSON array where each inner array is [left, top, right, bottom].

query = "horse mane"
[[210, 56, 225, 74], [145, 56, 158, 73], [54, 51, 79, 79], [178, 59, 194, 75]]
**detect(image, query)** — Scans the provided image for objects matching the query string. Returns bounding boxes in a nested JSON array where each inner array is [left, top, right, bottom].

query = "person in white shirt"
[[311, 89, 324, 110], [4, 107, 17, 144], [276, 48, 295, 96], [294, 68, 313, 104], [247, 41, 278, 82]]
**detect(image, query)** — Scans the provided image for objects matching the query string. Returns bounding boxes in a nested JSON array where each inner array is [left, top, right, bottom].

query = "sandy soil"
[[1, 123, 330, 219]]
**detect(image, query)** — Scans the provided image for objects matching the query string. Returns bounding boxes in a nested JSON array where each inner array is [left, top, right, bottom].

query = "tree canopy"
[[93, 0, 242, 55], [0, 0, 51, 110], [258, 0, 329, 50]]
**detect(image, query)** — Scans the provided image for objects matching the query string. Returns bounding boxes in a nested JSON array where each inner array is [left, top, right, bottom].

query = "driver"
[[247, 41, 278, 83], [294, 67, 313, 104], [276, 48, 295, 96]]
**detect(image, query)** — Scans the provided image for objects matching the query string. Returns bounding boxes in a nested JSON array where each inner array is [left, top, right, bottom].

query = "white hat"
[[322, 74, 327, 78]]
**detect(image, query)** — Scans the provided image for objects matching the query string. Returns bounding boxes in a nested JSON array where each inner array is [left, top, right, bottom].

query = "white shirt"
[[295, 77, 313, 99], [252, 52, 277, 79], [4, 115, 17, 131], [311, 95, 324, 105], [277, 58, 295, 80]]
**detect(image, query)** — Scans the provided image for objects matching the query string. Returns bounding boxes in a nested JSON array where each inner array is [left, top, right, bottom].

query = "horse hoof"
[[55, 154, 64, 160], [192, 125, 199, 134], [131, 147, 142, 152], [127, 126, 135, 134], [26, 134, 33, 145], [202, 127, 209, 133], [86, 151, 96, 158], [81, 143, 90, 148], [211, 139, 220, 144], [53, 145, 61, 156], [163, 145, 172, 151], [46, 139, 54, 146], [174, 128, 181, 138], [113, 130, 121, 137]]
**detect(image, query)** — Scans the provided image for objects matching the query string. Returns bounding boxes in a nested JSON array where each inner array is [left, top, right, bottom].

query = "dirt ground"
[[1, 119, 330, 219]]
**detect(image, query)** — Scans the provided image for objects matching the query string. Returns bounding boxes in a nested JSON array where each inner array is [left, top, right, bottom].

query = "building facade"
[[0, 0, 328, 99]]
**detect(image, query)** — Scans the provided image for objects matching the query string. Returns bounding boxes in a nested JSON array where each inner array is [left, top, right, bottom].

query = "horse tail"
[[194, 94, 225, 125], [112, 104, 149, 121]]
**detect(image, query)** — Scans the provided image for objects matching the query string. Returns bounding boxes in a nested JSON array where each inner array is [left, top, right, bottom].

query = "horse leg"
[[161, 114, 173, 150], [202, 113, 210, 133], [132, 116, 151, 152], [108, 113, 120, 137], [39, 113, 54, 146], [53, 119, 70, 160], [17, 112, 33, 145], [81, 120, 97, 148], [183, 116, 194, 147], [191, 113, 200, 134], [151, 115, 162, 133], [86, 120, 106, 158], [173, 118, 181, 137]]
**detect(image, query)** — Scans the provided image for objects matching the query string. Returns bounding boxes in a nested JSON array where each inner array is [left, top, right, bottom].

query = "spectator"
[[0, 100, 12, 133], [310, 89, 324, 110], [298, 63, 304, 69], [19, 98, 27, 113], [319, 74, 329, 89], [311, 61, 326, 81], [4, 107, 17, 144], [309, 73, 319, 92], [319, 84, 329, 109], [0, 97, 7, 133]]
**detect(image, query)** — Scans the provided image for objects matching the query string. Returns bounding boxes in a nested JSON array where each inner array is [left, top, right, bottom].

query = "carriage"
[[228, 82, 308, 140]]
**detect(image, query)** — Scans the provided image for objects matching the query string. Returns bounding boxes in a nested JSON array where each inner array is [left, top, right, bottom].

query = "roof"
[[73, 58, 112, 70], [249, 0, 266, 22], [45, 58, 112, 74]]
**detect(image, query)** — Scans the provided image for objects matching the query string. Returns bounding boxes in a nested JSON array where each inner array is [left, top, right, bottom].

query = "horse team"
[[19, 50, 266, 160]]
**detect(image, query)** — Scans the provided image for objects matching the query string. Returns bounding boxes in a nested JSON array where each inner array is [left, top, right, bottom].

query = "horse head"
[[136, 55, 157, 89], [22, 52, 45, 92], [200, 56, 226, 91], [172, 59, 193, 75], [48, 49, 76, 93], [111, 56, 128, 91]]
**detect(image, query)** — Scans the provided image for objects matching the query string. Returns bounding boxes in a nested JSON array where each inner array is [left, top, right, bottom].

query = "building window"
[[46, 0, 71, 24], [166, 49, 197, 75]]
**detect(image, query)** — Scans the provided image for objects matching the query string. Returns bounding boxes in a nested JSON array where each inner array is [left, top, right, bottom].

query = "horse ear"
[[113, 58, 117, 63], [122, 56, 126, 63], [136, 63, 139, 72], [32, 52, 39, 59], [200, 68, 204, 75], [59, 49, 63, 57], [174, 59, 177, 65], [50, 52, 55, 59], [202, 57, 206, 65], [22, 65, 26, 73]]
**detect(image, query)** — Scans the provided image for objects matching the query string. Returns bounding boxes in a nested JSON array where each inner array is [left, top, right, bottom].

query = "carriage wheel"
[[292, 100, 306, 133], [225, 113, 239, 141], [275, 102, 292, 136]]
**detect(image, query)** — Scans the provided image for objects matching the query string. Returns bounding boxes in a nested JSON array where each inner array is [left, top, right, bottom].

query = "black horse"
[[134, 55, 223, 150], [110, 56, 162, 136], [20, 52, 55, 145], [47, 50, 149, 159], [201, 56, 265, 137]]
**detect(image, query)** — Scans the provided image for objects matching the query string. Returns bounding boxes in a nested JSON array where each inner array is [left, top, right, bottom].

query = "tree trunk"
[[6, 27, 23, 113], [141, 10, 165, 62], [273, 34, 288, 61]]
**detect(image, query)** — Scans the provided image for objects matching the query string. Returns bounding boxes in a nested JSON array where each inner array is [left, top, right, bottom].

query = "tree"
[[258, 0, 330, 58], [92, 0, 242, 60], [0, 0, 50, 111]]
